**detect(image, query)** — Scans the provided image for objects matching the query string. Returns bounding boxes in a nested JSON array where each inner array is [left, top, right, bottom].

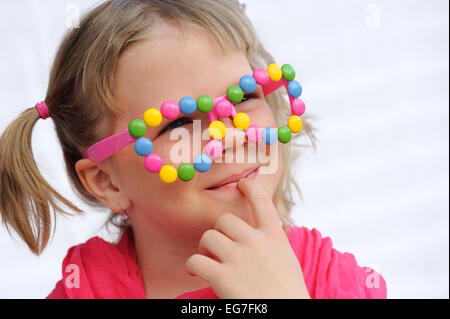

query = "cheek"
[[117, 145, 215, 232], [118, 150, 163, 203]]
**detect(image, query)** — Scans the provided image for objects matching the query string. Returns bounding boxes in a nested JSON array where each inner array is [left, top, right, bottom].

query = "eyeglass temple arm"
[[84, 130, 137, 163]]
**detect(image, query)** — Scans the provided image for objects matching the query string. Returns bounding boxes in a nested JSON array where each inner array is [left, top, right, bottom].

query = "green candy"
[[197, 95, 214, 113], [281, 64, 296, 81], [227, 85, 244, 103], [278, 125, 292, 143], [128, 119, 147, 138], [178, 163, 195, 181]]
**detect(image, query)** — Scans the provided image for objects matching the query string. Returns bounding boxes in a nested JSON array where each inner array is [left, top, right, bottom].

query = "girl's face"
[[110, 20, 283, 240]]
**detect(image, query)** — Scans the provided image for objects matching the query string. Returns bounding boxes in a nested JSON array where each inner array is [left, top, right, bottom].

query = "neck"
[[131, 220, 210, 299]]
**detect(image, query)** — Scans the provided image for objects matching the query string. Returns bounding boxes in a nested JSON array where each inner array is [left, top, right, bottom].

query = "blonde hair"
[[0, 0, 317, 255]]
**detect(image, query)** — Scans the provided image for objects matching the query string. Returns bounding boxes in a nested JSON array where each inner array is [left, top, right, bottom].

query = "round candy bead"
[[233, 112, 250, 130], [253, 68, 270, 85], [246, 124, 262, 143], [291, 98, 306, 116], [144, 153, 163, 173], [215, 99, 233, 118], [227, 85, 244, 103], [160, 101, 180, 120], [277, 126, 292, 144], [262, 127, 278, 145], [239, 75, 257, 93], [267, 64, 283, 82], [143, 108, 163, 127], [177, 163, 195, 182], [134, 137, 153, 156], [197, 95, 214, 113], [204, 140, 223, 159], [288, 115, 303, 133], [194, 154, 212, 173], [179, 96, 197, 115], [287, 80, 302, 98], [281, 64, 296, 81], [159, 165, 178, 184], [208, 121, 226, 140], [128, 119, 147, 138]]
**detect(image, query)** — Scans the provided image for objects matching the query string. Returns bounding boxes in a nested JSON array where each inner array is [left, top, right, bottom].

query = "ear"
[[75, 159, 130, 213]]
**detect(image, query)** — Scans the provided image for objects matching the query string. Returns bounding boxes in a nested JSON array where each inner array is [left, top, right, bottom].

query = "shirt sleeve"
[[286, 226, 387, 299]]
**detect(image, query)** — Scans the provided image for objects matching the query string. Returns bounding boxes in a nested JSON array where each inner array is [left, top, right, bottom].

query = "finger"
[[237, 178, 281, 230], [198, 229, 237, 262], [185, 254, 222, 282], [214, 213, 254, 243]]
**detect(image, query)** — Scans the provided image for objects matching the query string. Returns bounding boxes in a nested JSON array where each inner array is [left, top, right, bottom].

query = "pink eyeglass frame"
[[83, 69, 303, 163]]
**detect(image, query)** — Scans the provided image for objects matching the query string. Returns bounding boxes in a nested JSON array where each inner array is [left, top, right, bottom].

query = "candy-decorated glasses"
[[84, 63, 306, 184]]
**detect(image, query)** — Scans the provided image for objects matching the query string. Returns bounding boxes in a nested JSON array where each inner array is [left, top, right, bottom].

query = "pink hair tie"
[[35, 101, 50, 120]]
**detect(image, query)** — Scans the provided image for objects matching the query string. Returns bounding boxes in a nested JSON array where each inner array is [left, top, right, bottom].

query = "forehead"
[[114, 19, 251, 119]]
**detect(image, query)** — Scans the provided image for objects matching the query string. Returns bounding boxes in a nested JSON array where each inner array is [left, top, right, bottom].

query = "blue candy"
[[179, 96, 197, 114], [194, 154, 212, 172], [262, 127, 278, 145], [134, 137, 153, 156], [239, 75, 257, 93], [287, 80, 302, 98]]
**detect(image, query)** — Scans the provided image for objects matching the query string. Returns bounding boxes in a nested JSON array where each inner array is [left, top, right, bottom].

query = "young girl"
[[0, 0, 386, 299]]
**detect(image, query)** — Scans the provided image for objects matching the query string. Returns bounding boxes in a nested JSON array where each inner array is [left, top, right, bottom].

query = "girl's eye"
[[157, 117, 193, 137], [156, 92, 259, 138], [237, 92, 258, 105]]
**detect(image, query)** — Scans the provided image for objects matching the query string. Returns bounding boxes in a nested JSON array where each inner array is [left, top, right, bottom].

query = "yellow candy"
[[159, 165, 177, 184], [267, 64, 283, 82], [288, 115, 303, 133], [233, 113, 250, 130], [208, 121, 226, 140], [143, 108, 163, 127]]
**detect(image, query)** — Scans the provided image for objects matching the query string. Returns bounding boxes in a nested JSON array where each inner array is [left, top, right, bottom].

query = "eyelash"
[[157, 92, 259, 137]]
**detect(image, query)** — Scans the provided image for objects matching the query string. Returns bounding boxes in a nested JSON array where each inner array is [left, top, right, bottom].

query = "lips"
[[206, 166, 260, 190]]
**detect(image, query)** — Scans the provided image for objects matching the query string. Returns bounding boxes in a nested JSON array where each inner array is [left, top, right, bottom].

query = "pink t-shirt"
[[46, 225, 387, 299]]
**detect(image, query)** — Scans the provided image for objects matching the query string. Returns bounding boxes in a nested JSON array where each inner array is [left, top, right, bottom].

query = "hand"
[[185, 178, 310, 299]]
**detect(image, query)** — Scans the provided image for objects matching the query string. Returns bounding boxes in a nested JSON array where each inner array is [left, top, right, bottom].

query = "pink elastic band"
[[35, 101, 50, 120], [84, 129, 138, 163]]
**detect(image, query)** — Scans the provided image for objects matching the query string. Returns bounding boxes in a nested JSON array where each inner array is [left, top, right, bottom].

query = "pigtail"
[[0, 107, 82, 255]]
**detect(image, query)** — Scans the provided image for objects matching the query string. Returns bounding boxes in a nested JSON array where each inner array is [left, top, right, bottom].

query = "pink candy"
[[215, 99, 233, 118], [204, 140, 223, 159], [253, 68, 270, 86], [292, 98, 306, 116], [246, 124, 262, 143], [160, 100, 180, 120], [144, 153, 163, 173]]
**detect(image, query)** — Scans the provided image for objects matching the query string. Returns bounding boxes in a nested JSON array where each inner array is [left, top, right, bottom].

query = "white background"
[[0, 0, 448, 298]]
